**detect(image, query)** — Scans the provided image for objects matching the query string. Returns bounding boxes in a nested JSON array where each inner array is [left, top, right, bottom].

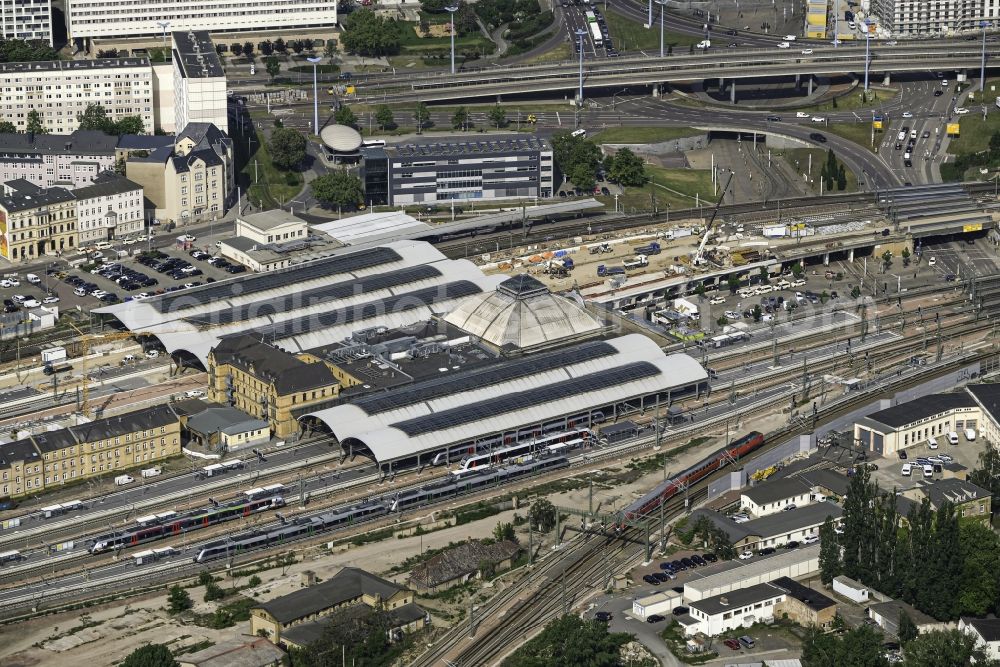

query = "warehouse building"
[[853, 392, 979, 456], [685, 503, 842, 554], [94, 240, 505, 366], [740, 477, 815, 518], [303, 333, 708, 470], [683, 545, 820, 602], [361, 136, 554, 206]]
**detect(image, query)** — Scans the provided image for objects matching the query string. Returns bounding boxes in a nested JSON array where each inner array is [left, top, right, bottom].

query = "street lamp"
[[647, 0, 652, 28], [156, 21, 170, 52], [445, 6, 459, 74], [576, 28, 587, 108], [981, 21, 991, 93], [306, 56, 322, 136], [656, 0, 668, 58], [863, 19, 873, 94]]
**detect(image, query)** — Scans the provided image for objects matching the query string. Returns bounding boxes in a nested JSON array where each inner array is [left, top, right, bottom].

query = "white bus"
[[589, 21, 604, 48]]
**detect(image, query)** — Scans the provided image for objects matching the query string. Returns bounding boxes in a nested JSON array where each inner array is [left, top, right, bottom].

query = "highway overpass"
[[358, 41, 1000, 102]]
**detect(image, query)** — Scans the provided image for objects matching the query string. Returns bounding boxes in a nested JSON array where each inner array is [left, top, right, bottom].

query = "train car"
[[0, 549, 20, 564], [453, 429, 591, 473], [91, 492, 285, 553], [618, 431, 765, 529]]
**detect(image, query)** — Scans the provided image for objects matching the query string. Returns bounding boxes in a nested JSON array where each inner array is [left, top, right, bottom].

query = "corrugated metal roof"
[[304, 334, 707, 464]]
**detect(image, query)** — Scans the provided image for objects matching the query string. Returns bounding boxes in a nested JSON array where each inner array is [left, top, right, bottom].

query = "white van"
[[897, 130, 907, 142], [25, 273, 40, 285], [923, 465, 933, 478], [122, 354, 137, 363], [803, 534, 819, 545], [141, 467, 161, 478], [901, 463, 912, 476], [947, 431, 960, 445], [570, 128, 587, 138], [115, 474, 135, 486], [927, 436, 938, 449], [965, 428, 977, 441], [95, 241, 113, 251]]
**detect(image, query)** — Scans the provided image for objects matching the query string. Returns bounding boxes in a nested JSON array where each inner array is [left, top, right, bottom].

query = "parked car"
[[724, 639, 741, 650], [702, 553, 718, 563], [595, 611, 612, 622], [672, 606, 689, 616], [646, 614, 666, 624], [739, 551, 753, 560], [643, 574, 660, 585]]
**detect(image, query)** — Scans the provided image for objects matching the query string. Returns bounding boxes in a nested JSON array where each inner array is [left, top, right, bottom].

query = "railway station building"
[[302, 332, 709, 472]]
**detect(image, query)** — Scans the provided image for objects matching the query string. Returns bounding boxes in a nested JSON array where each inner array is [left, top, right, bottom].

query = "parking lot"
[[867, 429, 989, 490]]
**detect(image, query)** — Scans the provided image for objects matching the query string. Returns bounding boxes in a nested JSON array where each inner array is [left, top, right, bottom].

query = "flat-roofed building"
[[172, 31, 227, 133], [741, 477, 814, 517], [0, 57, 154, 134], [683, 545, 821, 602], [853, 392, 979, 456], [683, 582, 787, 636], [363, 135, 554, 206], [65, 0, 338, 41], [0, 0, 53, 45]]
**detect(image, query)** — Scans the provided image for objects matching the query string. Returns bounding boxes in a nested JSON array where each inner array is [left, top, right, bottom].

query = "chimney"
[[720, 596, 729, 606]]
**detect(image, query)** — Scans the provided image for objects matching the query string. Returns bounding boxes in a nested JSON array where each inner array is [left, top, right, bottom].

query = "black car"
[[785, 541, 800, 549], [691, 555, 707, 566], [672, 606, 689, 616], [767, 115, 781, 121], [601, 186, 611, 196], [934, 90, 943, 96], [647, 614, 666, 623], [99, 293, 119, 303], [595, 611, 612, 622], [809, 132, 827, 143], [653, 572, 670, 583], [680, 557, 696, 568], [226, 265, 247, 274], [760, 547, 776, 555], [643, 574, 660, 585], [670, 559, 685, 571], [702, 553, 718, 563], [659, 562, 674, 571], [904, 159, 912, 167]]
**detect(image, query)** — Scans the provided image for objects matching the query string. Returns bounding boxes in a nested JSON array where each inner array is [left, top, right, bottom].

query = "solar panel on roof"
[[389, 361, 660, 437], [153, 247, 402, 314], [353, 340, 617, 415], [184, 265, 442, 327], [237, 280, 482, 342]]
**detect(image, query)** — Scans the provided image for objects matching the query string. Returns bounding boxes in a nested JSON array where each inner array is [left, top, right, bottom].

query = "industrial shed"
[[683, 545, 821, 602], [93, 240, 503, 367], [302, 334, 708, 469]]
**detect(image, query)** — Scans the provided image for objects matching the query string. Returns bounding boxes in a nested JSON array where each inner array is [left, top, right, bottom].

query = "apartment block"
[[0, 404, 182, 499], [871, 0, 1000, 36], [0, 57, 154, 134], [0, 0, 53, 45], [0, 130, 118, 189], [362, 136, 555, 206], [0, 180, 78, 261], [65, 0, 338, 41], [172, 31, 227, 134], [73, 171, 144, 244]]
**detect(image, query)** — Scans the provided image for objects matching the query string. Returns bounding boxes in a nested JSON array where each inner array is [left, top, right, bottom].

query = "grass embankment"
[[604, 10, 700, 53], [783, 148, 859, 193], [236, 127, 304, 209], [593, 127, 703, 144], [823, 122, 879, 152], [598, 164, 714, 213], [793, 86, 899, 112]]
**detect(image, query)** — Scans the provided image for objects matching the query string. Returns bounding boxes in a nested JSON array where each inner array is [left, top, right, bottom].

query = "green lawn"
[[599, 164, 714, 212], [784, 148, 859, 193], [946, 113, 1000, 155], [823, 122, 880, 152], [592, 126, 702, 144], [520, 41, 573, 64], [604, 10, 700, 54], [236, 128, 304, 209], [793, 86, 899, 112]]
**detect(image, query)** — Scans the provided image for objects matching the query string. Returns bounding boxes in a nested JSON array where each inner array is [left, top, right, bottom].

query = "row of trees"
[[0, 105, 145, 137], [501, 614, 631, 667], [341, 9, 403, 57], [802, 624, 999, 667], [820, 148, 848, 192], [0, 38, 57, 63], [551, 130, 646, 191], [820, 461, 1000, 621]]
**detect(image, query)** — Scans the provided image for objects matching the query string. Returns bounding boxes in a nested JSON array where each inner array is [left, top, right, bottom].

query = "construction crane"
[[693, 169, 735, 267], [65, 321, 150, 417]]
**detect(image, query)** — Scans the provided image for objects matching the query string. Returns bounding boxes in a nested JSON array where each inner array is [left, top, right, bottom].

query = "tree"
[[310, 171, 364, 208], [0, 38, 58, 63], [167, 585, 192, 614], [77, 104, 115, 133], [881, 250, 893, 270], [758, 266, 770, 285], [264, 55, 280, 80], [0, 120, 16, 134], [801, 624, 888, 667], [528, 498, 557, 532], [97, 48, 119, 58], [493, 521, 517, 543], [550, 130, 602, 192], [501, 614, 630, 667], [24, 109, 48, 134], [968, 446, 1000, 518], [897, 610, 918, 644], [924, 500, 962, 621], [291, 40, 305, 54], [374, 105, 394, 131], [456, 1, 479, 34], [694, 282, 706, 299], [452, 106, 469, 130], [243, 42, 255, 60], [269, 128, 307, 170], [413, 101, 430, 133], [901, 628, 996, 667], [901, 247, 911, 267], [335, 105, 358, 128], [419, 17, 431, 35], [115, 116, 146, 136], [608, 148, 647, 187], [204, 580, 225, 601], [120, 644, 179, 667], [324, 40, 337, 62], [259, 40, 273, 56], [274, 37, 286, 53], [340, 9, 402, 57], [488, 103, 507, 129], [818, 516, 840, 585], [727, 274, 740, 294], [791, 263, 804, 279], [421, 0, 448, 11], [751, 304, 762, 322], [229, 42, 243, 57], [837, 163, 847, 190]]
